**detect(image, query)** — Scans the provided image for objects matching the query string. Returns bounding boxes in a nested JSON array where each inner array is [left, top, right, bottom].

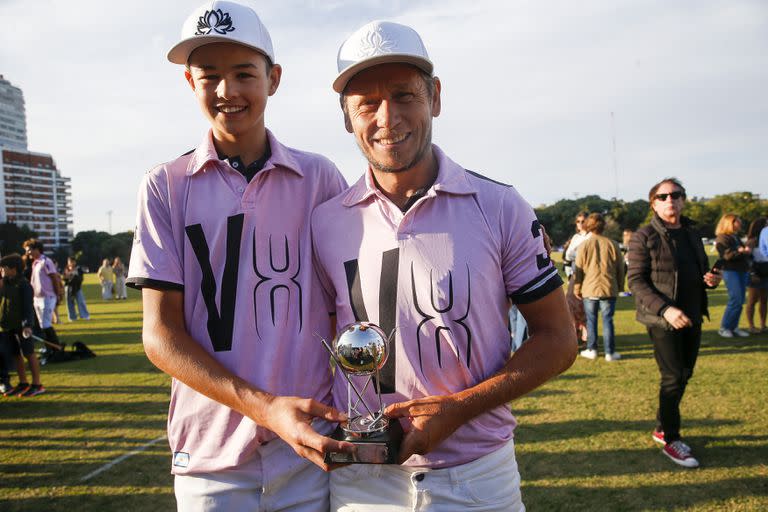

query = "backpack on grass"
[[39, 341, 96, 365]]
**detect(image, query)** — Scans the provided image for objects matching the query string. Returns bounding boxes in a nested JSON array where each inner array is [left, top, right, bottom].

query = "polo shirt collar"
[[341, 144, 477, 207], [186, 129, 304, 178]]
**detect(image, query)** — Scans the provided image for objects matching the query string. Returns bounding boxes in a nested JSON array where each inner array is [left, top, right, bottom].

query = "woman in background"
[[112, 257, 127, 300], [715, 213, 751, 338], [745, 217, 767, 333]]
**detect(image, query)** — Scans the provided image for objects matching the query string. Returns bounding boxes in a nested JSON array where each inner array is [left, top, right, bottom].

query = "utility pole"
[[611, 112, 619, 200], [107, 210, 113, 235]]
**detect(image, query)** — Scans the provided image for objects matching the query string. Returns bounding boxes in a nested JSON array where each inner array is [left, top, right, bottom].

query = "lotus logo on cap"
[[356, 26, 397, 59], [195, 9, 236, 36], [332, 20, 433, 93]]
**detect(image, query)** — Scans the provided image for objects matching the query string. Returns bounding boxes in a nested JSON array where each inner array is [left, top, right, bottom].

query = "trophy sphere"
[[334, 322, 389, 375]]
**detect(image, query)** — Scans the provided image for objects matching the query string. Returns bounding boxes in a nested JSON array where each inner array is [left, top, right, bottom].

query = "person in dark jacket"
[[628, 178, 720, 469], [63, 257, 90, 321], [0, 253, 45, 397], [715, 213, 751, 337]]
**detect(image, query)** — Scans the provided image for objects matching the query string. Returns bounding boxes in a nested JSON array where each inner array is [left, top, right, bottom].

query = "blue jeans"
[[721, 270, 749, 331], [66, 289, 90, 320], [583, 298, 616, 354]]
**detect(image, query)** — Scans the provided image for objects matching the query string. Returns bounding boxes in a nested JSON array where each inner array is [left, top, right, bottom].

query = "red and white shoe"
[[663, 440, 699, 468], [652, 430, 666, 447]]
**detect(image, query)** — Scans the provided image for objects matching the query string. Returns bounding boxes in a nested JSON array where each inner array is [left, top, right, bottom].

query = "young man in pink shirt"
[[312, 21, 577, 510], [127, 2, 351, 509], [23, 238, 62, 362]]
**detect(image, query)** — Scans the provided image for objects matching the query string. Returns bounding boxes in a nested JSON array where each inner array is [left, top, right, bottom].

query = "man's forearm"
[[451, 325, 576, 423], [448, 290, 576, 424], [145, 322, 277, 426], [142, 291, 276, 425]]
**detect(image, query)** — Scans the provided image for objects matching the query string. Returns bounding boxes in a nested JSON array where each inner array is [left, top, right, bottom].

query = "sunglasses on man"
[[654, 191, 685, 201]]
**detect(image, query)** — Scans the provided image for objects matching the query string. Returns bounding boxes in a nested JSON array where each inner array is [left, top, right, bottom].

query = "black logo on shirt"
[[344, 251, 475, 388], [195, 9, 236, 35], [252, 233, 303, 338], [185, 217, 303, 351], [344, 249, 399, 394], [186, 214, 244, 352], [411, 262, 473, 373]]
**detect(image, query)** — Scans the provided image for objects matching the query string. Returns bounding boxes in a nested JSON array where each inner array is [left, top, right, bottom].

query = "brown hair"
[[715, 213, 740, 236], [746, 217, 766, 240], [584, 212, 605, 234], [22, 238, 44, 252], [648, 177, 686, 205]]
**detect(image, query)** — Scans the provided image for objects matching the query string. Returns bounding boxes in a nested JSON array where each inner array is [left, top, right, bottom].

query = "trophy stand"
[[319, 322, 403, 464]]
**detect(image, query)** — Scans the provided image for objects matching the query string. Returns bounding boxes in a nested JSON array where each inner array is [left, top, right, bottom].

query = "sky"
[[1, 0, 766, 234]]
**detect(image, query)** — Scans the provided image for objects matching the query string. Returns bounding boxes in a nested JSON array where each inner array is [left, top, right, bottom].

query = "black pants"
[[0, 331, 15, 384], [648, 324, 702, 442]]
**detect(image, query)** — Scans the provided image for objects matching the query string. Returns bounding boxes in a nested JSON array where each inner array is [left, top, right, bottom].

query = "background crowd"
[[556, 178, 767, 468], [0, 239, 129, 398]]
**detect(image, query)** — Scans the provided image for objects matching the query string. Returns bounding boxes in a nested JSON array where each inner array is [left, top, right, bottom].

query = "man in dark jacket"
[[628, 178, 720, 469], [0, 253, 45, 397]]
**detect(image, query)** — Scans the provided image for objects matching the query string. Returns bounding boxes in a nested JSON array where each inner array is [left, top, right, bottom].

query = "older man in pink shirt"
[[312, 21, 577, 511], [127, 2, 351, 510]]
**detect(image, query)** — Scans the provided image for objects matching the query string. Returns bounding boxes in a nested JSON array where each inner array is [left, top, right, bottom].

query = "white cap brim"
[[167, 35, 273, 65], [333, 54, 433, 93]]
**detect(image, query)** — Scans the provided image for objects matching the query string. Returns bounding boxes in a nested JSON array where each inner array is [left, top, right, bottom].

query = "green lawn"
[[1, 272, 766, 511]]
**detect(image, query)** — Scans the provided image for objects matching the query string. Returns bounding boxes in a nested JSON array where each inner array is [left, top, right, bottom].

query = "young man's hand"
[[263, 396, 355, 471], [384, 394, 465, 463]]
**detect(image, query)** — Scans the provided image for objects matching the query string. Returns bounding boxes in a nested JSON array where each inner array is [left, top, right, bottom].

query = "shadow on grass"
[[35, 353, 160, 374], [522, 477, 768, 511], [33, 385, 166, 395], [0, 435, 166, 451], [0, 493, 175, 512], [698, 332, 768, 356], [612, 330, 768, 357], [0, 400, 166, 419], [519, 442, 766, 479], [517, 418, 740, 444], [555, 372, 593, 381]]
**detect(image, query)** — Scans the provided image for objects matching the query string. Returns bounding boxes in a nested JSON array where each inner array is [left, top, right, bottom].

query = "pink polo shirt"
[[311, 145, 562, 469], [31, 255, 58, 299], [127, 129, 347, 474]]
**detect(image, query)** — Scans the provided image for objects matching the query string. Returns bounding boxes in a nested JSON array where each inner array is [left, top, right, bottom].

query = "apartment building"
[[0, 74, 28, 150], [1, 149, 73, 248], [0, 75, 72, 248]]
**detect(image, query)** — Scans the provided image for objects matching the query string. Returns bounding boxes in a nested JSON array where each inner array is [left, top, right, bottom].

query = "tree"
[[536, 196, 649, 246], [71, 231, 113, 271], [706, 192, 767, 229], [0, 222, 38, 255]]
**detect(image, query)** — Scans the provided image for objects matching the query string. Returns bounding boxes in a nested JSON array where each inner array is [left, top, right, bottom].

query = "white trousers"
[[33, 295, 57, 329], [174, 439, 329, 512], [330, 438, 525, 512]]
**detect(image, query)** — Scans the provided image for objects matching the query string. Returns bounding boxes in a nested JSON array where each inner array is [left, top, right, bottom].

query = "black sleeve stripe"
[[510, 269, 563, 304], [465, 169, 511, 188], [126, 277, 184, 291]]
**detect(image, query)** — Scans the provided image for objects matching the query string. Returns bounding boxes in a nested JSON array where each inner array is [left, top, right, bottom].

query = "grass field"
[[1, 270, 766, 511]]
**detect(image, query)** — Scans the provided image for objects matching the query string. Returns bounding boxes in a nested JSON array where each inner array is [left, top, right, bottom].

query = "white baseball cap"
[[333, 20, 433, 93], [167, 0, 274, 65]]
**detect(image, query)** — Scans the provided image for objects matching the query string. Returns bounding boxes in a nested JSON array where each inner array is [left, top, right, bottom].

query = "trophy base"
[[324, 419, 404, 464]]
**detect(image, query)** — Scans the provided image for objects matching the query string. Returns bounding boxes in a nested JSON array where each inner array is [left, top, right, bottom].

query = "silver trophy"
[[319, 321, 403, 464]]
